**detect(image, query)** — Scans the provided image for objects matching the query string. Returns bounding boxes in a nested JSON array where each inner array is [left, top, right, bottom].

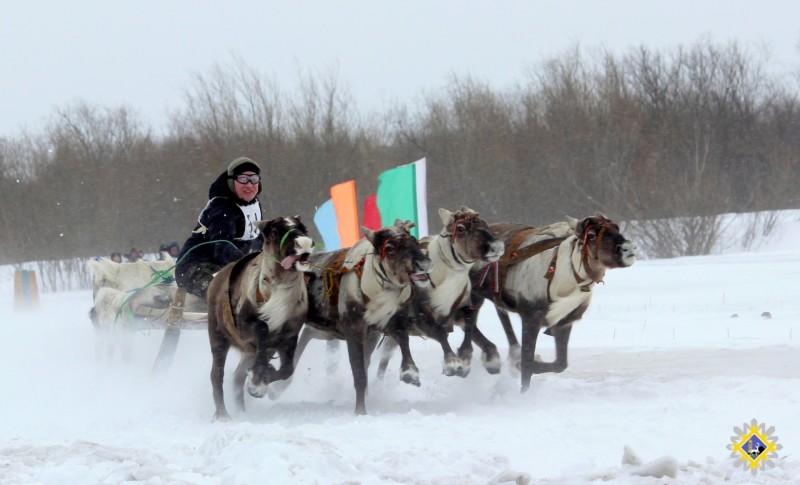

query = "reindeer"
[[91, 284, 174, 362], [375, 207, 504, 379], [87, 255, 184, 361], [469, 214, 636, 392], [294, 220, 432, 415], [206, 216, 314, 421]]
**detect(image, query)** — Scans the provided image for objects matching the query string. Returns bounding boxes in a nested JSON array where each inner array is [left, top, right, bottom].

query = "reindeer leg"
[[274, 334, 298, 381], [470, 325, 502, 375], [416, 313, 461, 377], [344, 323, 369, 416], [292, 325, 315, 367], [519, 312, 544, 393], [456, 306, 477, 377], [325, 339, 341, 376], [387, 314, 420, 387], [376, 336, 398, 380], [363, 331, 382, 372], [246, 323, 277, 399], [497, 308, 521, 374], [209, 314, 232, 421], [233, 354, 254, 412], [532, 323, 573, 374], [268, 325, 315, 400]]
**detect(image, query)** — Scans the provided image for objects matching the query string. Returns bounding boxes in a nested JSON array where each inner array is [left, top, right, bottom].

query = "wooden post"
[[14, 270, 39, 311], [150, 288, 186, 377]]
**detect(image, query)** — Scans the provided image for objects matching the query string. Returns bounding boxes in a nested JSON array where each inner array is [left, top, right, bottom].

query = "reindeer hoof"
[[400, 368, 420, 387], [213, 411, 232, 422], [247, 383, 269, 398], [482, 352, 502, 375], [442, 358, 462, 376]]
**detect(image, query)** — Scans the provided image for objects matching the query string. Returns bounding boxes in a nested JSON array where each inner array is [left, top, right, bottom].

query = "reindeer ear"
[[575, 217, 596, 238], [254, 220, 270, 233], [395, 219, 415, 233], [438, 208, 453, 226], [362, 226, 376, 245], [566, 216, 579, 231]]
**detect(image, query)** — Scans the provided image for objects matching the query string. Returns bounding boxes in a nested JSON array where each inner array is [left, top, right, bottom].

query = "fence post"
[[14, 270, 40, 311]]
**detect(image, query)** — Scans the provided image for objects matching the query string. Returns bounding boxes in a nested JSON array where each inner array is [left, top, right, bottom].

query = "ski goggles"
[[232, 174, 261, 185]]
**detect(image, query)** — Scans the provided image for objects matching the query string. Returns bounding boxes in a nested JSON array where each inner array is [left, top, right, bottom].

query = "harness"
[[440, 215, 481, 266], [318, 251, 368, 322], [475, 227, 566, 304], [220, 251, 262, 353], [544, 221, 609, 302]]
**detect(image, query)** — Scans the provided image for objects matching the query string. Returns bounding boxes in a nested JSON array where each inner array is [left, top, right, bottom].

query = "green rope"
[[112, 238, 239, 325], [269, 228, 300, 265]]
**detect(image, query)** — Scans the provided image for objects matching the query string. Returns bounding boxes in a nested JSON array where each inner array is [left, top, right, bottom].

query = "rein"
[[111, 238, 238, 326], [268, 228, 301, 266]]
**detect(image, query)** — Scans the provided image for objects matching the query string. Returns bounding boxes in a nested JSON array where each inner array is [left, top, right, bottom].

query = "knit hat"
[[226, 157, 262, 193]]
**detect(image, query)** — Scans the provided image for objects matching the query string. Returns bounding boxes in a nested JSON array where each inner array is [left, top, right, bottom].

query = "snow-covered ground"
[[2, 213, 799, 484]]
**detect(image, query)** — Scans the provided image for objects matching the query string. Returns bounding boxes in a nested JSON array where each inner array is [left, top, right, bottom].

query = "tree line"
[[2, 40, 798, 269]]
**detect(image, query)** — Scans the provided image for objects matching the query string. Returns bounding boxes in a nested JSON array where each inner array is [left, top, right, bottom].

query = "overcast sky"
[[2, 0, 799, 136]]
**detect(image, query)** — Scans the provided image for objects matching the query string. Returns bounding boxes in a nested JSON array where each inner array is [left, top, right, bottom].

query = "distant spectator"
[[159, 241, 181, 260], [125, 248, 142, 262], [167, 241, 181, 259], [110, 252, 122, 263]]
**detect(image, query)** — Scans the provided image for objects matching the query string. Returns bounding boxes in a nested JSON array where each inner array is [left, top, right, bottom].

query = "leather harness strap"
[[322, 251, 368, 320], [222, 251, 262, 353], [544, 240, 603, 303], [495, 228, 567, 293]]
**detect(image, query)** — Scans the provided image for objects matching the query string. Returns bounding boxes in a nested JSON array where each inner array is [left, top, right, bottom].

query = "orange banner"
[[330, 180, 360, 247]]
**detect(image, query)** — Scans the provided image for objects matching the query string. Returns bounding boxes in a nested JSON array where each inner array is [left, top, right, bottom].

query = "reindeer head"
[[568, 213, 636, 268], [255, 216, 315, 272], [363, 220, 432, 287], [439, 206, 504, 264]]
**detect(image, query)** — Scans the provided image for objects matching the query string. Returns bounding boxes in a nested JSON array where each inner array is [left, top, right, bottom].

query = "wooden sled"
[[150, 288, 207, 377]]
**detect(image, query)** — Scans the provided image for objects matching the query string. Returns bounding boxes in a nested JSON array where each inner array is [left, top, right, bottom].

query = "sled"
[[149, 288, 208, 377]]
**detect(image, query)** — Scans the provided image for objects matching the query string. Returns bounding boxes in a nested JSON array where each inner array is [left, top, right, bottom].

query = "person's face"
[[112, 255, 121, 263], [169, 247, 180, 257], [234, 171, 260, 202]]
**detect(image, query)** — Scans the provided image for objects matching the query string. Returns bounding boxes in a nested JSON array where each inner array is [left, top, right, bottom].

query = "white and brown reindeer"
[[291, 220, 433, 415], [87, 255, 181, 362], [206, 216, 314, 421], [375, 207, 505, 379], [469, 213, 636, 392]]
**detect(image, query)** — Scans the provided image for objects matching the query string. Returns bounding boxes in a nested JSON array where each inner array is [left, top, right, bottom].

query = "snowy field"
[[2, 213, 799, 484]]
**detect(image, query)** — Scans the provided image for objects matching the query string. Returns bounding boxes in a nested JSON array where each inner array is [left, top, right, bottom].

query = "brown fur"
[[469, 214, 637, 392], [376, 207, 505, 378], [297, 220, 433, 415], [206, 216, 314, 420]]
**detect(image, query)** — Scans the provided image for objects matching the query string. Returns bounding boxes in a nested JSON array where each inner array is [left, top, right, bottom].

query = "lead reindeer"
[[375, 207, 504, 379], [469, 213, 637, 392], [206, 216, 314, 421], [291, 220, 432, 415]]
